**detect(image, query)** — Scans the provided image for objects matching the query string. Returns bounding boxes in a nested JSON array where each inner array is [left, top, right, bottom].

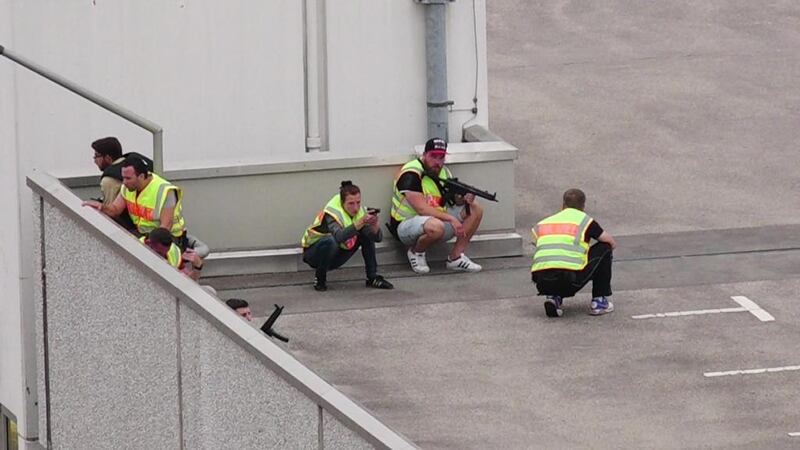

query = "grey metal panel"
[[41, 202, 181, 450]]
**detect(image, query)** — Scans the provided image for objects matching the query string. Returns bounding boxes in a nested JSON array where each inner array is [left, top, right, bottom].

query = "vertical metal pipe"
[[152, 129, 164, 174], [422, 1, 453, 141], [304, 0, 328, 152], [304, 0, 321, 151]]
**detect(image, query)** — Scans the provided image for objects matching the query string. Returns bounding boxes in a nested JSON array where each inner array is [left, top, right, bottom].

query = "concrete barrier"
[[62, 140, 522, 275], [28, 171, 417, 449]]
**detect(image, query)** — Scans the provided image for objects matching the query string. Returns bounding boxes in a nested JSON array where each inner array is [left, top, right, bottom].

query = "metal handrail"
[[0, 44, 164, 174]]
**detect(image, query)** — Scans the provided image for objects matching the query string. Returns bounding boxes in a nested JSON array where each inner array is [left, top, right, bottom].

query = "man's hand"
[[182, 248, 203, 268], [448, 215, 465, 238], [82, 200, 102, 210], [354, 215, 367, 230], [463, 193, 476, 204]]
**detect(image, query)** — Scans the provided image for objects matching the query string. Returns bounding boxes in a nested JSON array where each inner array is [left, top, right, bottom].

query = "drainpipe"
[[416, 0, 454, 141], [304, 0, 328, 152]]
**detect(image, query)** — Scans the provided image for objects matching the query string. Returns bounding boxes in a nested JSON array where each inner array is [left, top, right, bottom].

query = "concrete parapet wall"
[[64, 141, 518, 251], [28, 172, 417, 449], [62, 141, 522, 275]]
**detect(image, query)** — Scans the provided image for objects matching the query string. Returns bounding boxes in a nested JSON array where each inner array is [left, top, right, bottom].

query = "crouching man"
[[531, 188, 617, 318]]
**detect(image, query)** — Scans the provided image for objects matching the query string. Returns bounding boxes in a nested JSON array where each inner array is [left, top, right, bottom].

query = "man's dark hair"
[[226, 298, 249, 310], [147, 227, 173, 246], [121, 155, 150, 176], [563, 188, 586, 210], [92, 137, 122, 159], [339, 180, 361, 203]]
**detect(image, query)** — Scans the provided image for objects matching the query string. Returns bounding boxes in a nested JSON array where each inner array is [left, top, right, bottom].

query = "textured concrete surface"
[[322, 408, 376, 450], [179, 305, 320, 449], [488, 0, 800, 238], [210, 3, 800, 447], [227, 234, 800, 449], [41, 203, 181, 449]]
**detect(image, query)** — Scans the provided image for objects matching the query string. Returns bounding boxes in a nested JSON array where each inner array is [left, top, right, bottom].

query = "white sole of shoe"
[[589, 303, 615, 316]]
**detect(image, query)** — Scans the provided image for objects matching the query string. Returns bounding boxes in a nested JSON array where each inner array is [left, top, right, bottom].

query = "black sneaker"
[[366, 275, 394, 290], [314, 270, 327, 291]]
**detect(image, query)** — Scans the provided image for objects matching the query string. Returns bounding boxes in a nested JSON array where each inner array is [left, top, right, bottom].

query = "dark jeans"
[[302, 235, 378, 279], [532, 242, 613, 298]]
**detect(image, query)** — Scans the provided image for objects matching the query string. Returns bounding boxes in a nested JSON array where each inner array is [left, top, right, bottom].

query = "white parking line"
[[632, 295, 774, 321], [789, 432, 800, 437], [632, 307, 746, 319], [730, 296, 775, 322], [703, 365, 800, 378]]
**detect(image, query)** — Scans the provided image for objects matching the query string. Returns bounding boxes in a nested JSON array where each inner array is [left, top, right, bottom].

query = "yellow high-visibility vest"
[[121, 173, 186, 238], [139, 236, 182, 268], [301, 194, 367, 250], [390, 159, 450, 222], [531, 208, 593, 272]]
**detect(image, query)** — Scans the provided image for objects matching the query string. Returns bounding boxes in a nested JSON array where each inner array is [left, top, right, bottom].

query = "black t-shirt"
[[396, 170, 424, 193], [585, 220, 603, 242], [390, 164, 431, 231]]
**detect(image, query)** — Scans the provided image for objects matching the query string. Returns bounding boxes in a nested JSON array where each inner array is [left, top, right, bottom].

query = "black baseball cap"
[[424, 138, 448, 155]]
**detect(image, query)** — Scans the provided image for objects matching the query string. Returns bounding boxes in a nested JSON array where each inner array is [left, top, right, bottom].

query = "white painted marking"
[[632, 307, 746, 320], [730, 296, 775, 322], [789, 432, 800, 437], [704, 365, 800, 378], [632, 296, 774, 322]]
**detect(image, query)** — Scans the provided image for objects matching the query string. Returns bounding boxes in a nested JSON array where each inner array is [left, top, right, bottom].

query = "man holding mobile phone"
[[300, 181, 394, 291]]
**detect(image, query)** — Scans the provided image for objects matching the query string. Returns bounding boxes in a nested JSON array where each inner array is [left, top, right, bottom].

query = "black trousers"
[[532, 242, 613, 298], [302, 235, 378, 280]]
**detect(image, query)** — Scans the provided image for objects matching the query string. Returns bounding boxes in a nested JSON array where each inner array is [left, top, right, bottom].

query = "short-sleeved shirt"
[[390, 169, 436, 230], [584, 221, 603, 242]]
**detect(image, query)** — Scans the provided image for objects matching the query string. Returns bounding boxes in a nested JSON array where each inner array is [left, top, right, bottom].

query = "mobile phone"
[[367, 207, 381, 215]]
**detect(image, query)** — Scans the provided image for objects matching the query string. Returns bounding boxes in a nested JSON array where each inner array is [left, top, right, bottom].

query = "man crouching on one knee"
[[388, 138, 483, 274]]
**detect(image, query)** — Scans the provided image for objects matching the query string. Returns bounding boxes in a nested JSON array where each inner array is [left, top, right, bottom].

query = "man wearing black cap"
[[388, 138, 484, 274], [91, 137, 127, 209]]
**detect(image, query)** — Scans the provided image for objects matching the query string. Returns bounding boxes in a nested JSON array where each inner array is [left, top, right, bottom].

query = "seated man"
[[225, 298, 253, 321], [140, 227, 203, 281], [389, 137, 483, 274], [531, 188, 617, 318], [301, 181, 393, 291]]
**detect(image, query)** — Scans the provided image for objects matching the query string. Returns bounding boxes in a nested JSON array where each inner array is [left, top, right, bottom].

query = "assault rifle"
[[260, 304, 289, 342], [439, 177, 498, 204]]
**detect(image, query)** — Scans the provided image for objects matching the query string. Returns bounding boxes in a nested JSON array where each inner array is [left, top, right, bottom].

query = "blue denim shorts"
[[396, 205, 464, 247]]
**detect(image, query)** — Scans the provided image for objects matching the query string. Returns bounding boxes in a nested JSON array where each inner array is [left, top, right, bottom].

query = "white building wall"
[[0, 1, 490, 445]]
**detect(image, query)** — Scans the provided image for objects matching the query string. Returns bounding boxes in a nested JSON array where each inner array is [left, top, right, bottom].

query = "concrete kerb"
[[26, 169, 419, 450]]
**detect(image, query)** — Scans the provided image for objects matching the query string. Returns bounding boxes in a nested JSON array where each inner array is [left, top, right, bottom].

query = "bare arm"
[[597, 231, 617, 250], [159, 191, 177, 230], [82, 192, 126, 218]]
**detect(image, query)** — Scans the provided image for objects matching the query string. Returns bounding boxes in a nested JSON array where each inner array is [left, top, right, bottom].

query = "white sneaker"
[[407, 249, 430, 274], [446, 253, 482, 272]]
